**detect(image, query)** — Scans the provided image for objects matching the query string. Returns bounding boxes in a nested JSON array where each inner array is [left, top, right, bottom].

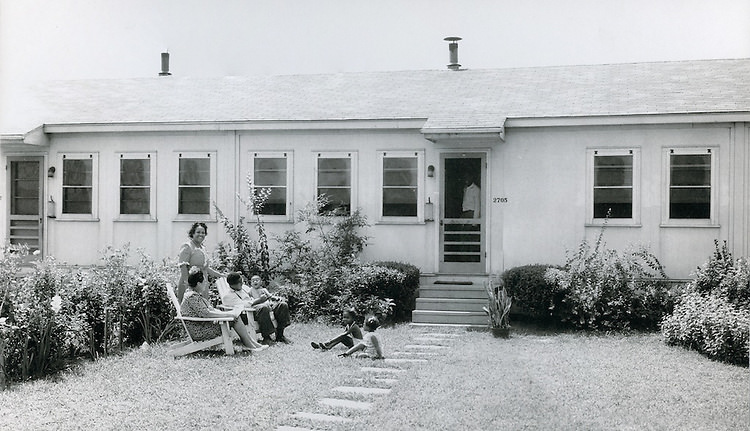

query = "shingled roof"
[[9, 58, 750, 133]]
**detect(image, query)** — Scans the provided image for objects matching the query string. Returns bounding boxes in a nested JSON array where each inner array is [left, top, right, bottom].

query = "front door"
[[439, 153, 486, 273], [8, 157, 44, 255]]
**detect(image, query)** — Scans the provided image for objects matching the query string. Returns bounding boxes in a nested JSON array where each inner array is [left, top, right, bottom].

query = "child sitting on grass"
[[338, 316, 384, 359], [311, 308, 362, 351]]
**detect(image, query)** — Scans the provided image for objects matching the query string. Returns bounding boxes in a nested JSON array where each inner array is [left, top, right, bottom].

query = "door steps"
[[411, 274, 489, 328]]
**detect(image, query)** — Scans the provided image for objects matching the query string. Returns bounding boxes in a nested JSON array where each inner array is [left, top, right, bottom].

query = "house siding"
[[2, 120, 748, 278]]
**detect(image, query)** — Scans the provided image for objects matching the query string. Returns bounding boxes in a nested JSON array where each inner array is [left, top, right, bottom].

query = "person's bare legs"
[[232, 320, 264, 349]]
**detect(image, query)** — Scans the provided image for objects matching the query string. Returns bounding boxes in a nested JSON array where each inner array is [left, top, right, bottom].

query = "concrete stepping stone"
[[292, 412, 353, 423], [403, 344, 449, 350], [391, 351, 440, 356], [333, 386, 392, 395], [351, 377, 399, 385], [360, 366, 406, 374], [320, 398, 373, 410], [419, 333, 461, 337], [385, 358, 429, 364], [413, 337, 450, 344]]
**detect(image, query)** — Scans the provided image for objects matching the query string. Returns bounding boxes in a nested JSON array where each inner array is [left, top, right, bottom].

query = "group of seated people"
[[179, 268, 383, 358]]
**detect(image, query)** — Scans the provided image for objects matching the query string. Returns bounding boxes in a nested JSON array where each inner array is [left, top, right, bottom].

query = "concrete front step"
[[412, 310, 488, 325], [418, 285, 487, 299], [416, 298, 486, 312]]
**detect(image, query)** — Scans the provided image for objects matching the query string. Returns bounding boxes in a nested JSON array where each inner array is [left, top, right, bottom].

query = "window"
[[379, 151, 424, 221], [251, 152, 292, 218], [178, 152, 215, 216], [666, 148, 716, 221], [587, 149, 639, 224], [61, 153, 98, 217], [316, 152, 356, 215], [119, 153, 156, 217]]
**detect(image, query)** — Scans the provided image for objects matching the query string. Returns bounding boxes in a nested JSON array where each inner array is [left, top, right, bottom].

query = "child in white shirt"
[[338, 316, 384, 359]]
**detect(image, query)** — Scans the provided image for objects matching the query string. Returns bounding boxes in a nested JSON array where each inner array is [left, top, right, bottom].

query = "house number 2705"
[[492, 197, 508, 203]]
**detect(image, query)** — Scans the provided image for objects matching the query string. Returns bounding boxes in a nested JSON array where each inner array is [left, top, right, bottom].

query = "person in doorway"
[[247, 275, 292, 344], [311, 308, 362, 351], [338, 316, 384, 359], [461, 173, 481, 219]]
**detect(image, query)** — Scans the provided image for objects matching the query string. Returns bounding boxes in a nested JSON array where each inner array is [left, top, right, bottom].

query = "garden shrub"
[[662, 292, 749, 365], [1, 243, 179, 385], [277, 263, 397, 324], [1, 249, 69, 382], [544, 222, 672, 330], [214, 176, 271, 282], [662, 240, 750, 365], [369, 261, 420, 322], [501, 264, 561, 320]]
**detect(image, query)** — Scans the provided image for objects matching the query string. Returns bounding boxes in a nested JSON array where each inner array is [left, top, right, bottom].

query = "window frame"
[[661, 147, 718, 227], [176, 151, 217, 220], [314, 151, 357, 216], [59, 152, 99, 220], [586, 148, 640, 226], [116, 152, 157, 221], [378, 150, 424, 223], [249, 151, 294, 222]]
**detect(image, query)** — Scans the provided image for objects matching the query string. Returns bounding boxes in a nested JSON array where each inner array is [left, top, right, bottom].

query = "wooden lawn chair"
[[216, 277, 276, 334], [165, 282, 235, 357]]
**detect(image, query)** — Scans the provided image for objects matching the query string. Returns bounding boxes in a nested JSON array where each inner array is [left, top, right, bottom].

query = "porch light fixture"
[[47, 166, 56, 178], [427, 165, 435, 177]]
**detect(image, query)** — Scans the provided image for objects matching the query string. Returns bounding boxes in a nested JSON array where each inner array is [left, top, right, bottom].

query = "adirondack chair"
[[215, 277, 275, 334], [166, 282, 235, 357]]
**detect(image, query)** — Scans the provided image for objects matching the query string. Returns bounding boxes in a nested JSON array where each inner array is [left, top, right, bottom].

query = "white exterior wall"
[[238, 128, 436, 272], [2, 121, 748, 279], [493, 124, 742, 278]]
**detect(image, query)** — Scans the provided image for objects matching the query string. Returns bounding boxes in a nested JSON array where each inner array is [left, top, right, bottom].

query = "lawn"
[[0, 323, 747, 430]]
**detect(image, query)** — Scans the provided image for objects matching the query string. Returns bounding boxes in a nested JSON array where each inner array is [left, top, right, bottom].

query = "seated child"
[[311, 308, 362, 350], [338, 316, 384, 359]]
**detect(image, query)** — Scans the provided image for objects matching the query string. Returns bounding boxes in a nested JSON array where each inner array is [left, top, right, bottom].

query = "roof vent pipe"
[[444, 37, 462, 70], [159, 52, 172, 76]]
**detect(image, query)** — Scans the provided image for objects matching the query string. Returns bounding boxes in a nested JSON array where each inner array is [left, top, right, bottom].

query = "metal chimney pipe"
[[444, 37, 462, 71], [159, 52, 172, 76]]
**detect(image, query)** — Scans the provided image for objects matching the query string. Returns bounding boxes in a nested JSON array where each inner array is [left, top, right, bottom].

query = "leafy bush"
[[1, 244, 179, 385], [544, 222, 672, 330], [1, 248, 69, 382], [214, 175, 271, 282], [273, 197, 370, 284], [662, 292, 749, 365], [662, 240, 750, 365], [501, 264, 561, 319], [369, 261, 420, 322], [277, 263, 398, 324]]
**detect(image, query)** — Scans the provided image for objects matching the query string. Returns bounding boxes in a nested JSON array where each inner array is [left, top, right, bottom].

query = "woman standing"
[[176, 222, 227, 302]]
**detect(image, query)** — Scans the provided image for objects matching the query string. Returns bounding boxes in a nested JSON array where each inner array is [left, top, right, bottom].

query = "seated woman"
[[180, 269, 267, 352]]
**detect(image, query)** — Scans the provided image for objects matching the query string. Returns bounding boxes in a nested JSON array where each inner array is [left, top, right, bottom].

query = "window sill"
[[659, 222, 720, 228], [54, 217, 100, 222], [246, 216, 294, 224], [375, 219, 426, 225], [172, 215, 217, 223], [114, 217, 158, 222], [586, 220, 641, 228], [585, 223, 642, 228]]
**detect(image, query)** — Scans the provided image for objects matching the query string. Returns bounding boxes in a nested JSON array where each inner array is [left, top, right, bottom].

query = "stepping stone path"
[[333, 386, 392, 395], [320, 398, 373, 410], [277, 330, 459, 430], [385, 358, 429, 364]]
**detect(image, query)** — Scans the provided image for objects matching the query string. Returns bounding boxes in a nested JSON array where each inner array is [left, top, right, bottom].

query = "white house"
[[2, 58, 749, 324]]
